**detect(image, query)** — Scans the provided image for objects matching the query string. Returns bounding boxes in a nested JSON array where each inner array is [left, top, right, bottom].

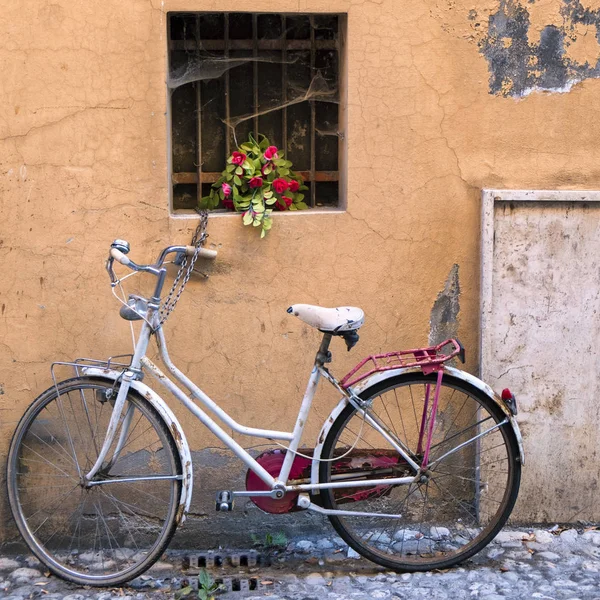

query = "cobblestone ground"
[[1, 527, 600, 600]]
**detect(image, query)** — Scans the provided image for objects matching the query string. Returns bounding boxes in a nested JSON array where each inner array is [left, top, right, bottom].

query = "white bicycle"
[[6, 234, 523, 586]]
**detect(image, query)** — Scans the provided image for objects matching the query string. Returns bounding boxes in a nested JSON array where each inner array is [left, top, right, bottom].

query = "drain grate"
[[186, 575, 275, 593], [185, 550, 265, 570]]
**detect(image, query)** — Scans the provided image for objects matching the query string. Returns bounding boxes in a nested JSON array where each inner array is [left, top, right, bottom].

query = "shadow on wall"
[[481, 0, 600, 96]]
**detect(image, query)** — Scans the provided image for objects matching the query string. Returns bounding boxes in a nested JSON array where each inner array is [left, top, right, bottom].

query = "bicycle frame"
[[83, 242, 520, 518], [84, 317, 421, 498]]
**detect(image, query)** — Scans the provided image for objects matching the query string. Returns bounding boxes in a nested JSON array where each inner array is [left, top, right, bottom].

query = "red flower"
[[231, 151, 246, 166], [249, 176, 263, 188], [264, 146, 278, 160], [276, 195, 293, 211], [289, 179, 300, 193], [222, 182, 232, 197], [223, 197, 234, 210], [272, 178, 289, 194]]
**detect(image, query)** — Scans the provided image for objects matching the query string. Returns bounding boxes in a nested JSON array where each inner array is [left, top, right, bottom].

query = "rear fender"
[[83, 367, 193, 524], [311, 366, 524, 489]]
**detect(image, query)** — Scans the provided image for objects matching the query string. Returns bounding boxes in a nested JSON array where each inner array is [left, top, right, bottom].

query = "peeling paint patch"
[[429, 264, 460, 346], [0, 384, 4, 395], [481, 0, 600, 96]]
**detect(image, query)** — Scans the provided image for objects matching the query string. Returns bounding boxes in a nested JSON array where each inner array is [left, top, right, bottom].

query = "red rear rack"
[[340, 338, 464, 389]]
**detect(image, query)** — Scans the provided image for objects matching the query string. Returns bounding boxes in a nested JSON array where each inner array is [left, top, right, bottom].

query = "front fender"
[[311, 366, 524, 488], [83, 368, 193, 524]]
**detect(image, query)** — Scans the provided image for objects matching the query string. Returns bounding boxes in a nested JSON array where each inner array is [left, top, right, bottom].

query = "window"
[[167, 12, 346, 212]]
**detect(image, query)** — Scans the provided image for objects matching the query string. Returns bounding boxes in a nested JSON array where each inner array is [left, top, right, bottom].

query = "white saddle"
[[287, 304, 364, 333]]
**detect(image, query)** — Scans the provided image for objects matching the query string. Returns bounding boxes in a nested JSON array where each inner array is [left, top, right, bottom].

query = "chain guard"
[[245, 450, 311, 514], [245, 449, 408, 513]]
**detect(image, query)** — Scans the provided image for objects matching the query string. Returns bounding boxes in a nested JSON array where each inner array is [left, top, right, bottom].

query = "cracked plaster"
[[0, 0, 598, 540]]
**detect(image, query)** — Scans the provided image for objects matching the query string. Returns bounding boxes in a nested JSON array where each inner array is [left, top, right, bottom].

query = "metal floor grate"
[[185, 549, 266, 569]]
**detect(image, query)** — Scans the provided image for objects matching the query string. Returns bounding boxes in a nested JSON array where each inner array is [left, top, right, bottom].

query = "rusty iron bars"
[[168, 12, 342, 209]]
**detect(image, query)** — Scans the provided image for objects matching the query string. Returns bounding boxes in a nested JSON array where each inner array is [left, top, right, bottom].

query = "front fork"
[[83, 320, 153, 484], [83, 373, 136, 484]]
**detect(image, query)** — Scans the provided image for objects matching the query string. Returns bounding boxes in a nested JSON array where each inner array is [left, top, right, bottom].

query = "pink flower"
[[223, 197, 234, 210], [289, 179, 300, 193], [276, 195, 293, 211], [272, 178, 289, 194], [249, 176, 263, 189], [264, 146, 278, 160], [222, 182, 232, 197], [231, 151, 246, 166]]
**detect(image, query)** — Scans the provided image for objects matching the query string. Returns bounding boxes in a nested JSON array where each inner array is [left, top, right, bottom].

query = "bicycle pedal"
[[216, 490, 234, 512]]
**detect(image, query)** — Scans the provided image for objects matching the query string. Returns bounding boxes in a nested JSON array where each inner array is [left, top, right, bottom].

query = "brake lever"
[[105, 256, 118, 285]]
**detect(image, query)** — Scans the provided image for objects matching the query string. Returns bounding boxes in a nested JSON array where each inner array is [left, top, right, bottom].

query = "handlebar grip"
[[185, 246, 218, 259], [110, 247, 131, 266]]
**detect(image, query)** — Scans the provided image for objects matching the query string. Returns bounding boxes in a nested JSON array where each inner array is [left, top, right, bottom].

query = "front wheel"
[[319, 372, 521, 571], [7, 377, 182, 586]]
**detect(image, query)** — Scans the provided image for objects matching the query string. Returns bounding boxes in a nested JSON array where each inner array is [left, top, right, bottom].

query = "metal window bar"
[[169, 13, 342, 209]]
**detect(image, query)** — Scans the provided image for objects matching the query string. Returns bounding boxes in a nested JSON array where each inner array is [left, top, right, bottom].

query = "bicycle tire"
[[7, 376, 182, 586], [319, 371, 521, 571]]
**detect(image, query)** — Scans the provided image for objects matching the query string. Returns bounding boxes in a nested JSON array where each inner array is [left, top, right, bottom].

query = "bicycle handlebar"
[[110, 247, 131, 266], [107, 240, 217, 285], [184, 246, 218, 259]]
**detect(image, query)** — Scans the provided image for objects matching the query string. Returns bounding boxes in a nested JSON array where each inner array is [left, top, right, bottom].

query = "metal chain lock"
[[159, 209, 208, 326]]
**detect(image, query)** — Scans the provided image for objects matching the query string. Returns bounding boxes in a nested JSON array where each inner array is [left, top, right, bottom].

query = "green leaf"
[[242, 160, 253, 170], [198, 570, 212, 589], [295, 193, 304, 202], [295, 201, 309, 210], [259, 136, 270, 150], [288, 204, 298, 211], [198, 591, 208, 600], [263, 216, 273, 230], [260, 228, 267, 239], [254, 202, 265, 213], [200, 194, 219, 210], [263, 165, 272, 175], [225, 173, 233, 182], [219, 189, 224, 200], [278, 168, 289, 176], [243, 211, 253, 226], [273, 159, 286, 167], [235, 166, 243, 176], [240, 143, 253, 152], [233, 175, 242, 186], [265, 197, 277, 205], [175, 586, 193, 599], [284, 160, 293, 168], [263, 191, 273, 199], [226, 164, 236, 172], [299, 185, 309, 191]]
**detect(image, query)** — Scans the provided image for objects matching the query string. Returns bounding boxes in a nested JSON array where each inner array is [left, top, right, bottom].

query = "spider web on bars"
[[169, 13, 344, 209]]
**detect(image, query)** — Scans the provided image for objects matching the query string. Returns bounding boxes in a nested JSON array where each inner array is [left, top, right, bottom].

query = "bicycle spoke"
[[9, 380, 182, 585]]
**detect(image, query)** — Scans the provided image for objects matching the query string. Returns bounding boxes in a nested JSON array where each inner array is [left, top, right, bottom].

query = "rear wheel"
[[319, 372, 521, 571], [7, 377, 182, 586]]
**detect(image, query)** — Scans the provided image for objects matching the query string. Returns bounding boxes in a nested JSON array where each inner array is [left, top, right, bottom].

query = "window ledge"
[[170, 206, 346, 220]]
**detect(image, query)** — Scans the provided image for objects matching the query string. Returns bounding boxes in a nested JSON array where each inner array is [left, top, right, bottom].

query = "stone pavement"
[[1, 527, 600, 600]]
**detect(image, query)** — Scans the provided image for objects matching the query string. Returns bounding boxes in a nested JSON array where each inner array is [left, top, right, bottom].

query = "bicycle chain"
[[158, 208, 208, 326]]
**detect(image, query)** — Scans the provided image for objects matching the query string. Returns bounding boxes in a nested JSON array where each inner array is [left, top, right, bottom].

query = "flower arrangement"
[[199, 134, 309, 238]]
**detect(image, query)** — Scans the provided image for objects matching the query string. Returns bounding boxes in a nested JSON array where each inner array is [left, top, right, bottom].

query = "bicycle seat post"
[[316, 333, 333, 366]]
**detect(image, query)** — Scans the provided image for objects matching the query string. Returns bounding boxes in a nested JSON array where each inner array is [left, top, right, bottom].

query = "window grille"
[[168, 12, 345, 212]]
